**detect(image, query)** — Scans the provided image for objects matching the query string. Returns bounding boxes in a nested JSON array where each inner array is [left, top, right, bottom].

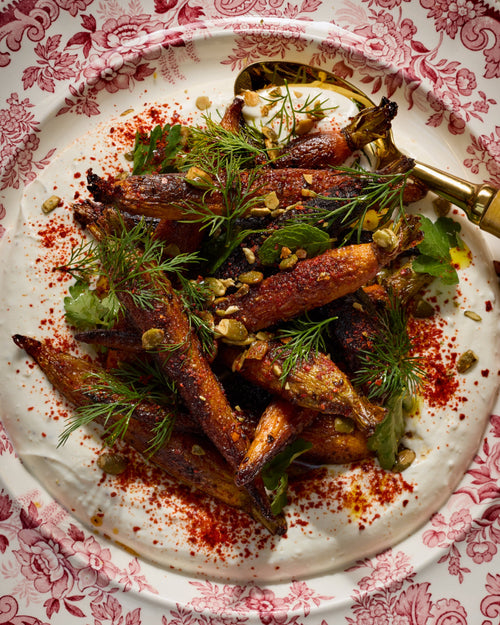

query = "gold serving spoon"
[[234, 61, 500, 238]]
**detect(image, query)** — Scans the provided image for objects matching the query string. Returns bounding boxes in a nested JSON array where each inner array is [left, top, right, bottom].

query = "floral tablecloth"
[[0, 1, 499, 623]]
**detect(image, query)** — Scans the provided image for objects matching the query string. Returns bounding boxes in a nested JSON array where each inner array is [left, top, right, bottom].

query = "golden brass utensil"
[[234, 61, 500, 238]]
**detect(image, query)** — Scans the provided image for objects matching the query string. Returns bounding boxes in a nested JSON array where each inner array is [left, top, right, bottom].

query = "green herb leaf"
[[294, 165, 412, 245], [59, 362, 178, 455], [258, 224, 330, 265], [261, 438, 313, 515], [274, 313, 338, 384], [132, 123, 183, 175], [413, 216, 462, 285], [367, 392, 405, 470], [353, 294, 425, 401], [63, 282, 119, 330]]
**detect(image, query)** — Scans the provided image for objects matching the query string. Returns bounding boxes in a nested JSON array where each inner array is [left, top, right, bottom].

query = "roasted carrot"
[[220, 341, 385, 433], [86, 167, 418, 222], [12, 335, 285, 534], [301, 416, 372, 464], [214, 216, 423, 332], [236, 399, 317, 486]]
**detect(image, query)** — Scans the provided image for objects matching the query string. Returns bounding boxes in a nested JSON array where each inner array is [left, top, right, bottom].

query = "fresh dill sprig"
[[274, 313, 338, 383], [58, 238, 101, 282], [62, 219, 201, 311], [179, 152, 266, 245], [296, 166, 413, 245], [255, 81, 337, 144], [59, 362, 178, 456], [184, 115, 266, 171], [177, 275, 215, 355], [353, 295, 426, 401]]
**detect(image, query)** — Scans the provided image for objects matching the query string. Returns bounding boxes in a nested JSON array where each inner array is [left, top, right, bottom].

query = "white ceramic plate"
[[1, 8, 500, 624]]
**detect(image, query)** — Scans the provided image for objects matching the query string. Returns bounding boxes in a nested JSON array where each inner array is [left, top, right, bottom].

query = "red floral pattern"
[[0, 0, 499, 622], [346, 550, 469, 624], [422, 415, 500, 584]]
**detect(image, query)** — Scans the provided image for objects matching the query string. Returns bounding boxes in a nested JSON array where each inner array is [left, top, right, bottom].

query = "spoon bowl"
[[234, 61, 500, 237]]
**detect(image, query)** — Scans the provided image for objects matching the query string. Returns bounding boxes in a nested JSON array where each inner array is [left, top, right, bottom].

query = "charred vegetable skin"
[[12, 335, 286, 535], [16, 88, 438, 533], [214, 216, 423, 331]]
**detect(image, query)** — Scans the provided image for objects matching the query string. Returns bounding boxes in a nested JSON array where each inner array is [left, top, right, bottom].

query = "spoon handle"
[[412, 161, 500, 237]]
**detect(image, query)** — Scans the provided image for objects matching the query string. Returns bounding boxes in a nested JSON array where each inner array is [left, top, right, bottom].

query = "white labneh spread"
[[1, 81, 499, 583]]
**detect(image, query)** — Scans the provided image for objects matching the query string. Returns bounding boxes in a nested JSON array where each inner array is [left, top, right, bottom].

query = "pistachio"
[[243, 90, 260, 107], [373, 228, 398, 251], [219, 278, 235, 291], [195, 95, 211, 110], [295, 248, 307, 260], [413, 299, 434, 318], [295, 118, 315, 135], [279, 253, 298, 270], [204, 277, 227, 297], [185, 166, 212, 186], [393, 448, 416, 472], [191, 444, 205, 456], [457, 349, 478, 373], [238, 271, 264, 285], [163, 243, 181, 257], [42, 195, 61, 214], [261, 126, 278, 141], [97, 452, 128, 475], [246, 339, 269, 360], [234, 283, 250, 297], [215, 305, 240, 317], [334, 416, 355, 433], [464, 310, 482, 322], [432, 196, 451, 217], [242, 247, 256, 264], [141, 328, 165, 350], [362, 209, 380, 231], [264, 191, 280, 210], [215, 319, 248, 341], [249, 207, 271, 217]]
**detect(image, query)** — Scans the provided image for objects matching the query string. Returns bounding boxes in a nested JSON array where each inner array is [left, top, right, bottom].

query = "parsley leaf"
[[258, 224, 330, 265], [367, 392, 405, 470], [261, 438, 312, 515], [413, 216, 463, 285], [63, 282, 119, 330], [132, 123, 183, 175]]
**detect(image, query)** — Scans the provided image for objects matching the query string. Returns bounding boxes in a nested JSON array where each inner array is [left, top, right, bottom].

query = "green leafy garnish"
[[62, 218, 201, 314], [354, 295, 425, 401], [367, 393, 405, 470], [184, 115, 265, 171], [255, 81, 337, 144], [258, 224, 331, 265], [274, 313, 338, 383], [59, 361, 177, 456], [413, 215, 463, 285], [177, 275, 215, 356], [131, 123, 183, 175], [63, 281, 119, 329], [296, 165, 412, 244], [179, 152, 265, 246], [354, 295, 425, 469], [261, 438, 313, 515]]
